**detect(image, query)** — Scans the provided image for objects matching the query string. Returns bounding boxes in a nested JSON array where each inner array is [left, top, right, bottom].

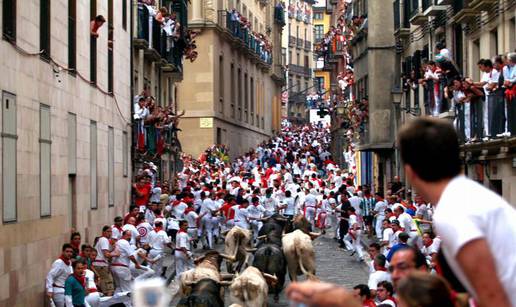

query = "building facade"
[[393, 0, 516, 204], [0, 0, 132, 305], [176, 0, 285, 159], [287, 0, 315, 123], [313, 1, 332, 104], [131, 0, 189, 183]]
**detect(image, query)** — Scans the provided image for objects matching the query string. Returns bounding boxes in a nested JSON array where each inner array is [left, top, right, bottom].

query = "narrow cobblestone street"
[[168, 229, 369, 306]]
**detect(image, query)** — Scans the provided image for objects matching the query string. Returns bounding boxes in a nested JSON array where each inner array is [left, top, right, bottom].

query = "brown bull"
[[179, 250, 234, 297], [282, 229, 318, 282], [229, 266, 278, 307], [224, 226, 254, 273]]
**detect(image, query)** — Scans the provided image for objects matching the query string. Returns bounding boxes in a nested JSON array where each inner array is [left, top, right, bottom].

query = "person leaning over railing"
[[503, 52, 516, 136]]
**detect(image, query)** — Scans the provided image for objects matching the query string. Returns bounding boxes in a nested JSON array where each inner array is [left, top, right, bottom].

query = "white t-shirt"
[[374, 200, 387, 218], [123, 224, 140, 247], [382, 228, 394, 248], [367, 270, 391, 290], [185, 210, 199, 228], [283, 197, 296, 216], [94, 237, 111, 267], [434, 176, 516, 306], [137, 222, 154, 244], [112, 239, 135, 266], [175, 231, 191, 252], [247, 204, 265, 219], [398, 212, 416, 232], [149, 229, 171, 251]]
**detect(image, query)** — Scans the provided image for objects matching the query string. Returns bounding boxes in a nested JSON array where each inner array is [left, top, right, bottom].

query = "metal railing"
[[305, 40, 312, 50], [289, 64, 311, 77], [297, 38, 303, 48], [218, 10, 273, 65], [289, 35, 296, 47]]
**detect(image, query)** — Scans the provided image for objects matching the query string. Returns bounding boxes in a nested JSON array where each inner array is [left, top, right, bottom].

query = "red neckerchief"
[[423, 239, 434, 248], [71, 242, 80, 251], [239, 205, 246, 209], [375, 266, 387, 272], [59, 255, 71, 266], [73, 273, 86, 289], [178, 228, 187, 234], [184, 207, 195, 215], [113, 224, 123, 233], [154, 226, 163, 233]]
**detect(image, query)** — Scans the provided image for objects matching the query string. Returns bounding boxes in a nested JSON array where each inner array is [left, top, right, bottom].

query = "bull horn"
[[256, 235, 267, 241], [184, 281, 198, 287], [262, 273, 278, 285], [245, 248, 257, 253], [275, 217, 288, 222], [221, 229, 230, 236], [220, 253, 236, 262], [309, 232, 322, 240]]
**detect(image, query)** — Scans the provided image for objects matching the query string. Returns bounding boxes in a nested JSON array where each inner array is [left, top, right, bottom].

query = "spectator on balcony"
[[90, 15, 106, 38], [451, 77, 471, 143], [462, 78, 484, 142], [503, 52, 516, 135], [475, 59, 501, 140], [491, 56, 508, 137], [435, 42, 451, 62], [423, 60, 442, 116], [134, 97, 149, 120]]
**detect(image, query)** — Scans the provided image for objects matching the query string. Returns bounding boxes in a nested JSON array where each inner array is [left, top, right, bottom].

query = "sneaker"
[[482, 137, 490, 142], [496, 133, 505, 138], [504, 132, 511, 137]]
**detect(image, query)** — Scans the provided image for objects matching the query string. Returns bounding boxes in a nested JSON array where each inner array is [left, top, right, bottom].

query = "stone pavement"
[[166, 230, 369, 306]]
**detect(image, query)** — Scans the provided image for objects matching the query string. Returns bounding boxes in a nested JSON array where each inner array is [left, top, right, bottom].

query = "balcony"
[[451, 0, 478, 23], [409, 8, 428, 25], [468, 0, 497, 11], [135, 3, 189, 72], [288, 64, 311, 78], [304, 40, 312, 51], [274, 5, 286, 27], [272, 64, 287, 85], [217, 11, 273, 67], [422, 0, 448, 16], [289, 35, 296, 47], [297, 38, 303, 49]]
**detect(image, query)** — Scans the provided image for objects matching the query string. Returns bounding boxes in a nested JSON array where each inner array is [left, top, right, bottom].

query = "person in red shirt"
[[352, 284, 376, 307], [220, 196, 237, 230], [133, 176, 151, 208], [123, 205, 140, 225]]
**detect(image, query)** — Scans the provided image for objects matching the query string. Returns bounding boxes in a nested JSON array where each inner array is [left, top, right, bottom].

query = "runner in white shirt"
[[420, 232, 439, 268], [303, 189, 318, 225], [148, 220, 172, 278], [373, 195, 388, 240], [394, 206, 420, 248], [380, 219, 394, 256], [175, 220, 193, 278], [111, 216, 124, 241], [111, 230, 141, 293], [131, 248, 155, 281], [137, 220, 154, 247], [248, 196, 266, 241], [93, 226, 118, 296], [84, 268, 100, 307], [184, 205, 199, 247], [233, 200, 251, 229], [347, 207, 365, 261], [198, 192, 220, 249], [389, 220, 402, 247], [367, 254, 391, 297], [46, 244, 74, 307], [261, 188, 278, 217], [122, 216, 141, 248], [281, 191, 296, 218]]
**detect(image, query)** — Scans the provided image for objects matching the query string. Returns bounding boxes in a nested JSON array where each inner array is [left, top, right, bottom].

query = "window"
[[314, 25, 324, 42], [296, 52, 300, 65], [108, 126, 114, 207], [108, 0, 114, 92], [90, 0, 97, 84], [68, 113, 77, 174], [2, 92, 17, 222], [490, 28, 498, 57], [219, 55, 224, 113], [90, 121, 97, 209], [230, 63, 235, 118], [313, 12, 323, 20], [304, 28, 307, 42], [40, 0, 51, 60], [454, 24, 463, 73], [68, 0, 77, 71], [2, 0, 16, 42], [123, 131, 128, 177], [122, 0, 127, 30], [250, 77, 255, 121], [304, 55, 309, 68], [238, 68, 242, 120], [244, 73, 249, 122], [40, 104, 51, 217]]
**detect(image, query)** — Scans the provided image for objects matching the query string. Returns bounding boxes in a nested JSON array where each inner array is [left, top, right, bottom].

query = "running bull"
[[282, 229, 318, 282], [229, 266, 278, 307], [224, 226, 255, 273]]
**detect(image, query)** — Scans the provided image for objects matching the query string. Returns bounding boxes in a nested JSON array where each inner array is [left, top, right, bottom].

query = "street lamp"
[[391, 87, 403, 107]]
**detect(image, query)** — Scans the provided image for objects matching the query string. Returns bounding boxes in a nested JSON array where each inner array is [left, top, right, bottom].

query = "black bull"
[[177, 278, 224, 307], [252, 215, 291, 302]]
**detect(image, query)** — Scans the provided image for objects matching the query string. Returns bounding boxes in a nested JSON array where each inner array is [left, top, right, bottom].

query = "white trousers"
[[250, 220, 263, 241], [200, 215, 215, 248], [148, 249, 164, 277], [235, 221, 250, 230], [85, 292, 100, 307], [131, 264, 155, 281], [375, 216, 385, 240], [51, 288, 65, 307], [111, 266, 132, 293], [187, 228, 198, 240], [350, 230, 365, 259], [174, 250, 193, 278]]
